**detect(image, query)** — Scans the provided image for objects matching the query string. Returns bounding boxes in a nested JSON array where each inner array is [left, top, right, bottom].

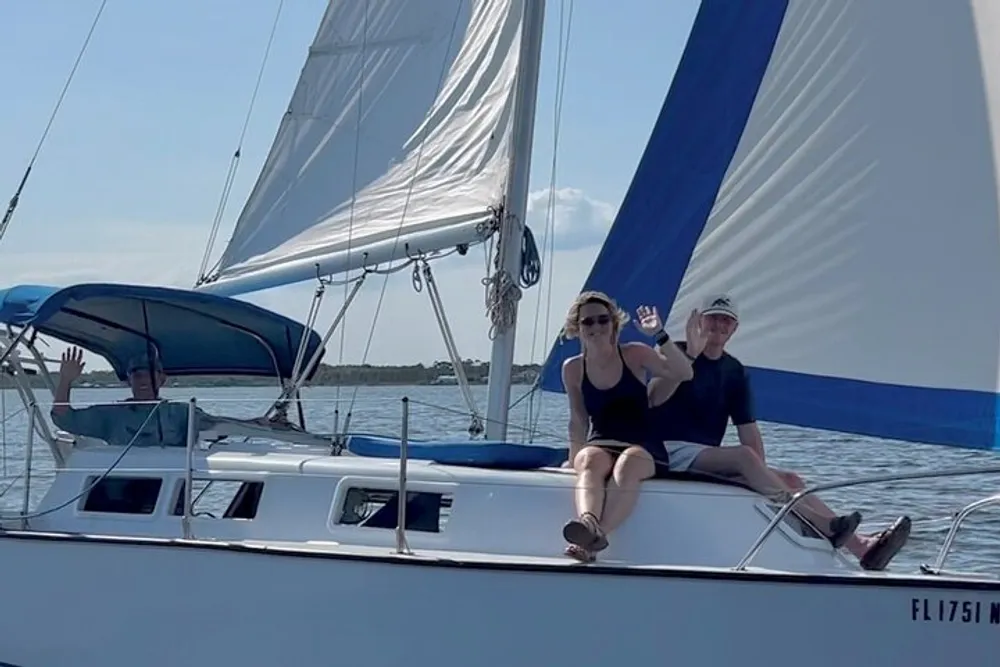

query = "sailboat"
[[0, 0, 998, 665]]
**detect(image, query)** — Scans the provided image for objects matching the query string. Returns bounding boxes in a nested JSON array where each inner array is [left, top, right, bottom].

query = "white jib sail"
[[200, 0, 527, 297]]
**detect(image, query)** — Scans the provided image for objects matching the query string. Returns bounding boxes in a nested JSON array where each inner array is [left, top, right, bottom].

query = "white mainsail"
[[198, 0, 528, 297]]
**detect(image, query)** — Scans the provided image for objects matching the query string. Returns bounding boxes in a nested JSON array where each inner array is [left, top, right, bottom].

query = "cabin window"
[[336, 487, 452, 533], [172, 479, 263, 520], [81, 476, 162, 515]]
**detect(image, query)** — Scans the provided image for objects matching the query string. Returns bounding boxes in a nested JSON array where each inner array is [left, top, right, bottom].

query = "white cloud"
[[0, 187, 615, 368], [526, 186, 616, 251]]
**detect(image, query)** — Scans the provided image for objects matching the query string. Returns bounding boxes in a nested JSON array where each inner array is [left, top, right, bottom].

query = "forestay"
[[540, 0, 1000, 451], [199, 0, 527, 297]]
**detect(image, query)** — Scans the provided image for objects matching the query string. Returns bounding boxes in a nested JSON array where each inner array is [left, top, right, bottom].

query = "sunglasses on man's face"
[[580, 314, 611, 327]]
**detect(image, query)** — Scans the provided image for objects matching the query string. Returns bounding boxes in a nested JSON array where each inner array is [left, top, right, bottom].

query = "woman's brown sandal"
[[562, 511, 609, 552]]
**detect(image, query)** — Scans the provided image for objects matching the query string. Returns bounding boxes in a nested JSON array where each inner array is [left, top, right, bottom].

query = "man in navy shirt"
[[646, 293, 910, 571]]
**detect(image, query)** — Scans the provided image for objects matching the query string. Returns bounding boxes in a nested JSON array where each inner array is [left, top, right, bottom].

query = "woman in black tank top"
[[559, 291, 697, 562]]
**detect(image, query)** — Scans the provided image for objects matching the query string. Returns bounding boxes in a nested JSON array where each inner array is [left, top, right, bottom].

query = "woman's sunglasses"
[[580, 314, 611, 327]]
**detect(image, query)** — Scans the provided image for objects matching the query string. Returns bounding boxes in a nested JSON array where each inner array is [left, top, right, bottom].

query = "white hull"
[[0, 532, 996, 667]]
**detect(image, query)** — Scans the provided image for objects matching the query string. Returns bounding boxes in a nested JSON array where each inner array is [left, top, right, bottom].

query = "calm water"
[[0, 384, 997, 574]]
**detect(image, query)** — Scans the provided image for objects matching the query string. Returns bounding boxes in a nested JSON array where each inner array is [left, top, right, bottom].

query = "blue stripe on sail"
[[534, 0, 1000, 451], [750, 370, 1000, 451], [538, 0, 789, 390]]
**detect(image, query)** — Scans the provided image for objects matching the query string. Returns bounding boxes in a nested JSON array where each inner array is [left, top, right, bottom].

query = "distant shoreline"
[[2, 361, 542, 390]]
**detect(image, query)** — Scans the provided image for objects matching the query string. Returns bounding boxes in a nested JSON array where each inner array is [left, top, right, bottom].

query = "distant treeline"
[[0, 360, 542, 389]]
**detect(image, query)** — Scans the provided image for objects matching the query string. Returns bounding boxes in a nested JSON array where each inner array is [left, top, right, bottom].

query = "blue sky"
[[0, 0, 699, 367]]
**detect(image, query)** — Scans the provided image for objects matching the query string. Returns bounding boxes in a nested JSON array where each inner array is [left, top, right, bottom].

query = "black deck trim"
[[2, 529, 998, 593]]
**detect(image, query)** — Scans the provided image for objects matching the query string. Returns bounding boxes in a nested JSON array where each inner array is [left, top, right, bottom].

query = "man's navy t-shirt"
[[649, 341, 755, 447]]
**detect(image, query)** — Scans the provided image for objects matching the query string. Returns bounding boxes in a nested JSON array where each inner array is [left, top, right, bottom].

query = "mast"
[[484, 0, 546, 441]]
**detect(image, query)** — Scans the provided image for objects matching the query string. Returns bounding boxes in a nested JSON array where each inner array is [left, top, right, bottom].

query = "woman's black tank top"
[[581, 346, 650, 446]]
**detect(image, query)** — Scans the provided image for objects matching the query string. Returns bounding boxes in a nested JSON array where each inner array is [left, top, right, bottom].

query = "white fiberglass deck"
[[22, 442, 850, 574]]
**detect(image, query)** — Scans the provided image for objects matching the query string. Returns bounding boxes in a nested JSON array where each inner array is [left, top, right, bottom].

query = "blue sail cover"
[[0, 283, 324, 380], [540, 0, 1000, 451], [346, 433, 567, 469]]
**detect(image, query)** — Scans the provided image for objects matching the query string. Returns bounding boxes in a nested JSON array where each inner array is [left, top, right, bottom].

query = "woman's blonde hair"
[[562, 290, 629, 340]]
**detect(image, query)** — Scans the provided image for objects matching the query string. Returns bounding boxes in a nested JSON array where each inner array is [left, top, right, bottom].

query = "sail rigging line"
[[334, 0, 372, 413], [0, 469, 25, 503], [518, 228, 542, 288], [483, 202, 535, 342], [340, 0, 467, 426], [0, 384, 6, 478], [414, 260, 485, 436], [406, 396, 566, 444], [282, 253, 451, 441], [522, 0, 575, 442], [322, 249, 464, 442], [289, 278, 329, 392], [281, 274, 331, 430], [482, 247, 519, 340], [197, 0, 286, 283], [0, 0, 108, 245], [481, 209, 546, 345]]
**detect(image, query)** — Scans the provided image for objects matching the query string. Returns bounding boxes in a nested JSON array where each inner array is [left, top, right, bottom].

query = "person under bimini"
[[51, 346, 216, 448], [559, 291, 695, 563]]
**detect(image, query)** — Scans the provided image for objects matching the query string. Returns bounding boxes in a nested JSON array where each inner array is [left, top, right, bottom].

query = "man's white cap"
[[701, 293, 739, 322]]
